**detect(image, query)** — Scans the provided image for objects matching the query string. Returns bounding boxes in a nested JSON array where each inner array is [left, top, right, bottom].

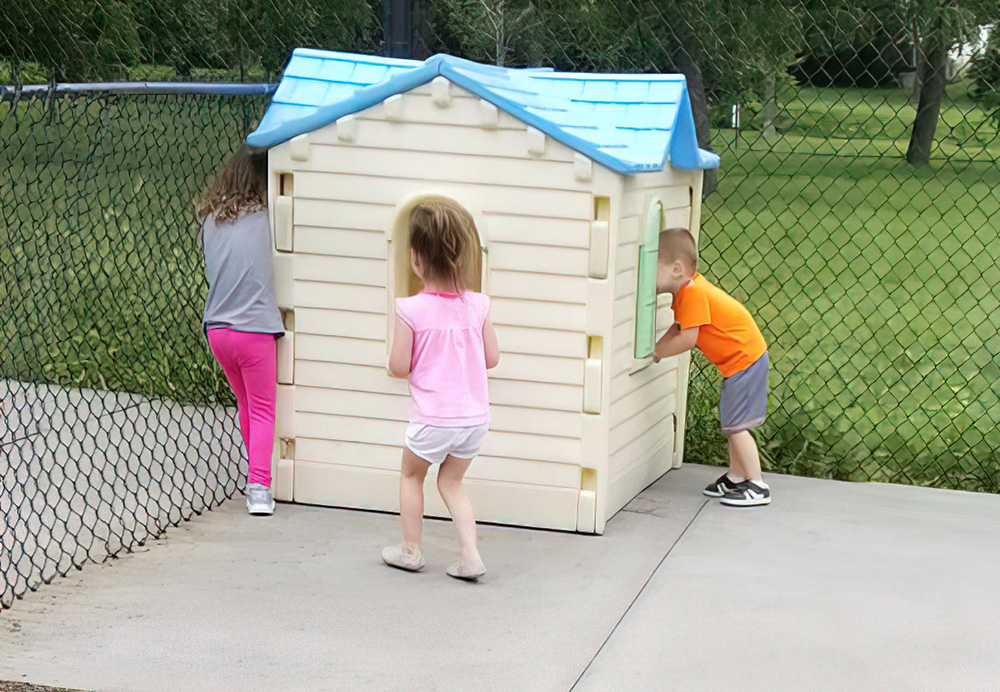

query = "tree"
[[1, 0, 142, 81], [903, 0, 995, 165]]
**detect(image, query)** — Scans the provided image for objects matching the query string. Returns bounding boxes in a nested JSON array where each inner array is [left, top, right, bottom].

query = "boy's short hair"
[[658, 228, 698, 273]]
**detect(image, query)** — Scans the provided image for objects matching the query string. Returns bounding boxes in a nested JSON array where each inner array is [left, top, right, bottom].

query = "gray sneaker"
[[245, 483, 275, 515]]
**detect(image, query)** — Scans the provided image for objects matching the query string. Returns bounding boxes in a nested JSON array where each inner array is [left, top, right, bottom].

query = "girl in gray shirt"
[[199, 147, 283, 515]]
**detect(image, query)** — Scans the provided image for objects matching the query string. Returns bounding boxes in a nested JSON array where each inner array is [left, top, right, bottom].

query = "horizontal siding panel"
[[485, 214, 590, 249], [296, 411, 401, 447], [295, 281, 386, 314], [490, 297, 586, 332], [490, 270, 588, 305], [623, 169, 693, 191], [621, 186, 690, 217], [295, 227, 387, 259], [610, 396, 675, 455], [615, 268, 637, 300], [296, 437, 398, 471], [294, 254, 386, 287], [293, 365, 583, 433], [292, 460, 581, 531], [613, 294, 635, 327], [310, 118, 574, 162], [296, 387, 408, 420], [609, 417, 674, 479], [294, 336, 584, 386], [618, 215, 641, 245], [295, 411, 581, 464], [491, 352, 584, 386], [293, 198, 393, 230], [489, 379, 582, 412], [295, 362, 403, 396], [294, 173, 592, 220], [663, 206, 693, 229], [480, 430, 580, 465], [295, 438, 581, 488], [491, 405, 583, 439], [295, 334, 384, 367], [297, 308, 385, 340], [489, 243, 588, 276], [305, 145, 586, 193], [617, 240, 639, 272], [610, 370, 678, 426], [357, 92, 525, 131], [494, 325, 585, 359], [611, 361, 676, 402]]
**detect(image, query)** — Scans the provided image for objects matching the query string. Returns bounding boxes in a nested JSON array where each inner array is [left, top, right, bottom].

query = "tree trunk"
[[906, 35, 948, 166], [411, 0, 433, 60], [673, 47, 718, 197], [761, 73, 777, 136]]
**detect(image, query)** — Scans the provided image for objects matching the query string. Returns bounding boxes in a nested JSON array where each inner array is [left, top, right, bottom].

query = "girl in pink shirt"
[[383, 200, 500, 581]]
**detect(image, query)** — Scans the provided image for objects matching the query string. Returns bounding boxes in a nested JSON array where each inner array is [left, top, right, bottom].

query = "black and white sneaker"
[[720, 480, 771, 507], [703, 473, 743, 498]]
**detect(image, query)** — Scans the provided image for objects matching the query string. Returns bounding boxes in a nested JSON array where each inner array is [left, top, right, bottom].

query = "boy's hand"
[[653, 323, 681, 362], [653, 323, 698, 363]]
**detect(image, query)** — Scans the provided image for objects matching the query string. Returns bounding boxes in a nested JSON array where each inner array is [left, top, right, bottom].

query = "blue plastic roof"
[[246, 49, 720, 174]]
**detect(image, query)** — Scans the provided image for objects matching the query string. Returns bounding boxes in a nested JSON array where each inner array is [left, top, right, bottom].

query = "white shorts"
[[405, 422, 489, 465]]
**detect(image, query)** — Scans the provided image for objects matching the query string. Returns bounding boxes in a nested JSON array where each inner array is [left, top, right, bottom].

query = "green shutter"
[[634, 203, 662, 358]]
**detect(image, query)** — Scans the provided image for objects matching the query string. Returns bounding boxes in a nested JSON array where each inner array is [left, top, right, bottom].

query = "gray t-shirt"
[[201, 210, 284, 335]]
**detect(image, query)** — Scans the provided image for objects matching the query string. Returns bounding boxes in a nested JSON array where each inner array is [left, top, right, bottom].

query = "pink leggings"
[[208, 328, 277, 487]]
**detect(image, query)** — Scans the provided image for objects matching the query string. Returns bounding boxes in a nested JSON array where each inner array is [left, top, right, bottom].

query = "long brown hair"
[[197, 146, 268, 223], [409, 199, 480, 293]]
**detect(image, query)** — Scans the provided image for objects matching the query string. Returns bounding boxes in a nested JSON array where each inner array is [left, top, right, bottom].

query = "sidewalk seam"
[[567, 499, 710, 692]]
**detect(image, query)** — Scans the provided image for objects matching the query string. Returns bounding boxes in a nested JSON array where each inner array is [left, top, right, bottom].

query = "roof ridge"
[[245, 49, 720, 173]]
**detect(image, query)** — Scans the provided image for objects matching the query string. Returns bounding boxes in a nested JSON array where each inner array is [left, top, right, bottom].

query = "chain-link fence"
[[0, 86, 274, 608], [2, 1, 999, 607], [418, 0, 998, 492]]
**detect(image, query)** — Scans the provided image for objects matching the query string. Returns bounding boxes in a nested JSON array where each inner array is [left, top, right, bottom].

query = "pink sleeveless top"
[[395, 291, 492, 427]]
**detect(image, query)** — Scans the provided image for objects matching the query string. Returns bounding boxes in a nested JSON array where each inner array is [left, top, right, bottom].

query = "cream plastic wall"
[[602, 169, 702, 519], [265, 78, 702, 533]]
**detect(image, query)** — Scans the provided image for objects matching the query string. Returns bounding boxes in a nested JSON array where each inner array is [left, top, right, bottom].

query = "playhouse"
[[245, 49, 720, 534]]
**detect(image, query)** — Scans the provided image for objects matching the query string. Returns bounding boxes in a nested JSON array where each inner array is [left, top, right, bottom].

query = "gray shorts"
[[719, 352, 769, 435]]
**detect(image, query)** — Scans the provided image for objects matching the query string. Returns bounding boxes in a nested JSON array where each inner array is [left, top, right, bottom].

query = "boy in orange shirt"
[[653, 229, 771, 506]]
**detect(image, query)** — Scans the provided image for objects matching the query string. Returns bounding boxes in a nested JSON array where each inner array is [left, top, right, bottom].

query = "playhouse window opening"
[[392, 195, 483, 301], [634, 201, 664, 359]]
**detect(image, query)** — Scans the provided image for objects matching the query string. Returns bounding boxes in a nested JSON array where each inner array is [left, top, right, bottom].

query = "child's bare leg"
[[400, 447, 429, 550], [726, 435, 747, 481], [436, 455, 481, 562], [727, 430, 762, 482]]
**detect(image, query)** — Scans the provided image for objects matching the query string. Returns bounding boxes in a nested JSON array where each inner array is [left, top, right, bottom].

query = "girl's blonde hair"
[[197, 146, 268, 223], [409, 199, 480, 292]]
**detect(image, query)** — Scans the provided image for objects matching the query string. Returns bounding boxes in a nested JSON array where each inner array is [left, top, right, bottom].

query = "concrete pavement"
[[2, 464, 999, 692]]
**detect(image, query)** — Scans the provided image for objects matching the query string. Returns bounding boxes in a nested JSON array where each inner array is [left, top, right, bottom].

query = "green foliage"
[[970, 27, 1000, 122], [1, 0, 380, 82], [0, 95, 269, 404], [0, 0, 143, 81], [683, 84, 1000, 492]]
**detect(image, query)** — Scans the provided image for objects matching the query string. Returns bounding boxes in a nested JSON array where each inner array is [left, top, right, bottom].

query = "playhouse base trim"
[[292, 460, 587, 533]]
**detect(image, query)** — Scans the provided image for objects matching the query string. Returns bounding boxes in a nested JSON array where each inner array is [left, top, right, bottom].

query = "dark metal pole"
[[387, 0, 412, 58]]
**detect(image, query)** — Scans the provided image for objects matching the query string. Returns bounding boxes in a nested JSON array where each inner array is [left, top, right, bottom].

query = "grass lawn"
[[687, 85, 1000, 493], [2, 82, 998, 493], [0, 94, 266, 404]]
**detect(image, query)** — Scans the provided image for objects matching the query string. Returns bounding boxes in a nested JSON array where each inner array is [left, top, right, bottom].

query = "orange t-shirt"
[[672, 273, 767, 378]]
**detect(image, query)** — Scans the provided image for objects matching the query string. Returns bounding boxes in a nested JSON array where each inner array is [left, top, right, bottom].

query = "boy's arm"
[[388, 316, 413, 378], [652, 322, 698, 363]]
